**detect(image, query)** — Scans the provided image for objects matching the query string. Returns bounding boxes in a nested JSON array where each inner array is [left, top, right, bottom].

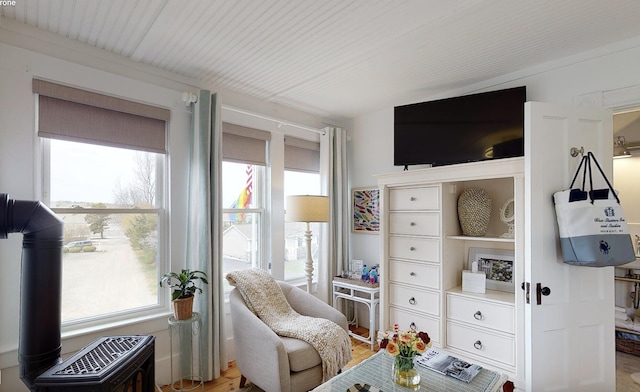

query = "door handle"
[[536, 283, 551, 305]]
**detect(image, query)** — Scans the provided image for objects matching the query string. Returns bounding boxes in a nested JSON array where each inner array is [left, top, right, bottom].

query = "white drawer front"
[[389, 236, 440, 263], [389, 307, 440, 345], [447, 294, 515, 334], [390, 187, 439, 211], [389, 284, 439, 317], [389, 212, 439, 236], [446, 322, 515, 366], [389, 260, 440, 289]]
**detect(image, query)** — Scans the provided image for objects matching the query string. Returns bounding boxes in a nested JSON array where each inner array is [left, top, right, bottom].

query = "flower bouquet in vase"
[[380, 323, 431, 389]]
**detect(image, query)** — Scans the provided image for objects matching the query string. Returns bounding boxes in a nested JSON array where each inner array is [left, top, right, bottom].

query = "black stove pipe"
[[0, 194, 63, 390]]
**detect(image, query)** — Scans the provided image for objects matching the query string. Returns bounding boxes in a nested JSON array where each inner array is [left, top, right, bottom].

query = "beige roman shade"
[[285, 136, 320, 173], [33, 79, 169, 154], [222, 122, 271, 165]]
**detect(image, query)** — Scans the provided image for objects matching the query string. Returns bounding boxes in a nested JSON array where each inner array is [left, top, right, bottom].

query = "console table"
[[332, 277, 380, 350]]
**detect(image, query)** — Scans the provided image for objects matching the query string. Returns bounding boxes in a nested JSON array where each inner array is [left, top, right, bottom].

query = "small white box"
[[462, 270, 486, 294]]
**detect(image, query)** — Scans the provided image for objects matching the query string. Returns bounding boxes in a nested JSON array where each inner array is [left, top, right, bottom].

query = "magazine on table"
[[416, 348, 482, 383]]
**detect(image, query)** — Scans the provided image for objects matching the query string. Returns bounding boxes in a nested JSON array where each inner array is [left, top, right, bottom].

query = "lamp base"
[[304, 225, 313, 293]]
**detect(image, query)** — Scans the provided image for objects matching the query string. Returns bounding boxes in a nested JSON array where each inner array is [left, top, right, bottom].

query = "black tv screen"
[[394, 86, 526, 168]]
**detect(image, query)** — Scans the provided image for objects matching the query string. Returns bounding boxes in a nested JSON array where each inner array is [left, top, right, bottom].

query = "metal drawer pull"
[[410, 197, 416, 201], [410, 222, 416, 226], [410, 272, 416, 276], [409, 297, 416, 305], [410, 322, 417, 330], [410, 246, 416, 251], [474, 340, 483, 350], [474, 311, 484, 320]]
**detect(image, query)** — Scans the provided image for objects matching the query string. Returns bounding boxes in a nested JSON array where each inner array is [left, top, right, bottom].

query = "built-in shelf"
[[447, 235, 515, 243], [446, 286, 515, 305]]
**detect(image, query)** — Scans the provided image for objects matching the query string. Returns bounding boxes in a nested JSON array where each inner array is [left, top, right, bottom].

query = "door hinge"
[[522, 282, 530, 304]]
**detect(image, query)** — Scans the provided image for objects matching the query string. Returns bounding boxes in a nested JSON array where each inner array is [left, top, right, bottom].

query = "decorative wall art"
[[352, 187, 380, 233], [468, 247, 515, 292]]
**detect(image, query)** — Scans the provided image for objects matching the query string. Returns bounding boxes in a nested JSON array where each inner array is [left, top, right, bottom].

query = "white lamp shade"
[[285, 195, 330, 222]]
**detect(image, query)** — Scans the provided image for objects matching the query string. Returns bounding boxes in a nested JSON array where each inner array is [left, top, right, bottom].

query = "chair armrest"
[[229, 289, 291, 392], [279, 282, 348, 331]]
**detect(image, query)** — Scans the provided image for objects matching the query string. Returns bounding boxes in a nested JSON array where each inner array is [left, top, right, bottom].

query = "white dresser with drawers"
[[376, 158, 524, 385]]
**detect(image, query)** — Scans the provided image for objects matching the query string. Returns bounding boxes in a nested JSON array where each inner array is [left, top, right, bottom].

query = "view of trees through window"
[[47, 140, 163, 323]]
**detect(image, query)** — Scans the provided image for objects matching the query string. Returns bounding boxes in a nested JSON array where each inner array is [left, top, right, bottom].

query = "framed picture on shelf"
[[468, 247, 514, 292], [351, 259, 364, 280], [351, 187, 380, 233]]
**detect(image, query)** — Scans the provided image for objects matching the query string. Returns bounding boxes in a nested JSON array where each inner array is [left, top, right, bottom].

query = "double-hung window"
[[283, 136, 321, 282], [34, 79, 169, 325], [220, 118, 322, 291], [221, 123, 269, 293]]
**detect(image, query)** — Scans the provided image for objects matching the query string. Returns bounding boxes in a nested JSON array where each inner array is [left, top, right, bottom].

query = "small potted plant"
[[160, 269, 209, 320]]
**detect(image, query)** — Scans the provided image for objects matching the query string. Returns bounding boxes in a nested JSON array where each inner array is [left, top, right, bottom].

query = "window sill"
[[61, 311, 172, 341], [0, 311, 173, 369]]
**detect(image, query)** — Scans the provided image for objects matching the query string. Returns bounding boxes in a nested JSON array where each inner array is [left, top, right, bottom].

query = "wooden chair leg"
[[239, 375, 248, 388]]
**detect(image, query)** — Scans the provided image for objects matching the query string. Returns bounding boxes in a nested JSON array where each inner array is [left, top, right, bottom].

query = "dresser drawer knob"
[[409, 297, 416, 305], [474, 340, 483, 350], [410, 197, 416, 201], [410, 222, 416, 226], [473, 311, 484, 320], [410, 246, 416, 251], [410, 272, 416, 277]]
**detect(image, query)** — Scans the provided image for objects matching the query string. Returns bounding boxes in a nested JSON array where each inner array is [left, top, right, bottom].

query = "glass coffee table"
[[312, 351, 507, 392]]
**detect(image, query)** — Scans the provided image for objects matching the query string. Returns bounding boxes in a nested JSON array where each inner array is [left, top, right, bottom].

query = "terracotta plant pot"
[[172, 295, 194, 320]]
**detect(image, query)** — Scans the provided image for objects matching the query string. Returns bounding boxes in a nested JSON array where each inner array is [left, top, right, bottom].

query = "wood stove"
[[0, 194, 156, 391], [35, 335, 155, 392]]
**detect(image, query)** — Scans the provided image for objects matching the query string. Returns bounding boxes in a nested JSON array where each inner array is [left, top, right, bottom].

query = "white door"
[[525, 102, 615, 391]]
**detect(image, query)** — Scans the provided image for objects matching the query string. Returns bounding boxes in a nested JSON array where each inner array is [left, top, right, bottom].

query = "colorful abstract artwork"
[[352, 187, 380, 233]]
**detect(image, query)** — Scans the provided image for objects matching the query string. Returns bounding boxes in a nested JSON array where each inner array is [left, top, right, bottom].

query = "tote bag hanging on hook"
[[553, 151, 636, 267]]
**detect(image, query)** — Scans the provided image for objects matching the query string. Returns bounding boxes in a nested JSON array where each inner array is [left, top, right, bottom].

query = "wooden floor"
[[160, 325, 517, 392], [160, 326, 377, 392]]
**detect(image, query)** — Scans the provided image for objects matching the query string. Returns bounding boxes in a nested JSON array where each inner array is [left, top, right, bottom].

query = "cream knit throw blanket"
[[226, 268, 352, 382]]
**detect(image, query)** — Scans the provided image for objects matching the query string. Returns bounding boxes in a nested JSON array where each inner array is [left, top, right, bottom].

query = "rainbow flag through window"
[[228, 165, 253, 222]]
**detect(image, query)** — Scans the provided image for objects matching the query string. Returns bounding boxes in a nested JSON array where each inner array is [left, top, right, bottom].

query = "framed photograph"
[[468, 247, 514, 292], [351, 187, 380, 233], [351, 259, 364, 279]]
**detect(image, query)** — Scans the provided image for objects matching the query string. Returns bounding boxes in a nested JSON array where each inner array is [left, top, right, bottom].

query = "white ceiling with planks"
[[3, 0, 640, 121]]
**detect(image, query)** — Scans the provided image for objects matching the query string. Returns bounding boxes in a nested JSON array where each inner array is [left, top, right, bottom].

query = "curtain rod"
[[222, 105, 326, 135]]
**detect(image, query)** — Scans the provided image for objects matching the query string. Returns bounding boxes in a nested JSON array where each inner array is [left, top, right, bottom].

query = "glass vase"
[[391, 354, 421, 388]]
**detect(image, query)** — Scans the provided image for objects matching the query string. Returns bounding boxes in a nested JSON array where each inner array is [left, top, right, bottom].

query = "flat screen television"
[[394, 86, 526, 168]]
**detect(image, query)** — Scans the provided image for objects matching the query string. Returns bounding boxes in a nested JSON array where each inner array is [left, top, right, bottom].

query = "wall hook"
[[570, 146, 584, 158]]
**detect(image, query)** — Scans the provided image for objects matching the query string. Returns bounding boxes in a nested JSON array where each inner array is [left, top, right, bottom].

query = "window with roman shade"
[[35, 78, 169, 325], [285, 136, 320, 173], [222, 122, 270, 165], [221, 122, 270, 291], [33, 78, 169, 153]]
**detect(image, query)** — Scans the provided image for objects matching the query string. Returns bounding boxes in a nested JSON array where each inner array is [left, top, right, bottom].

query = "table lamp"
[[285, 195, 330, 293]]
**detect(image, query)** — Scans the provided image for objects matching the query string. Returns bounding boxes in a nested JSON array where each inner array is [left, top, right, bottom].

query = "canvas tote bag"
[[553, 151, 636, 267]]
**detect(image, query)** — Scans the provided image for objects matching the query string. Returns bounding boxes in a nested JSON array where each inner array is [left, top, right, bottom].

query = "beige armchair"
[[229, 281, 349, 392]]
